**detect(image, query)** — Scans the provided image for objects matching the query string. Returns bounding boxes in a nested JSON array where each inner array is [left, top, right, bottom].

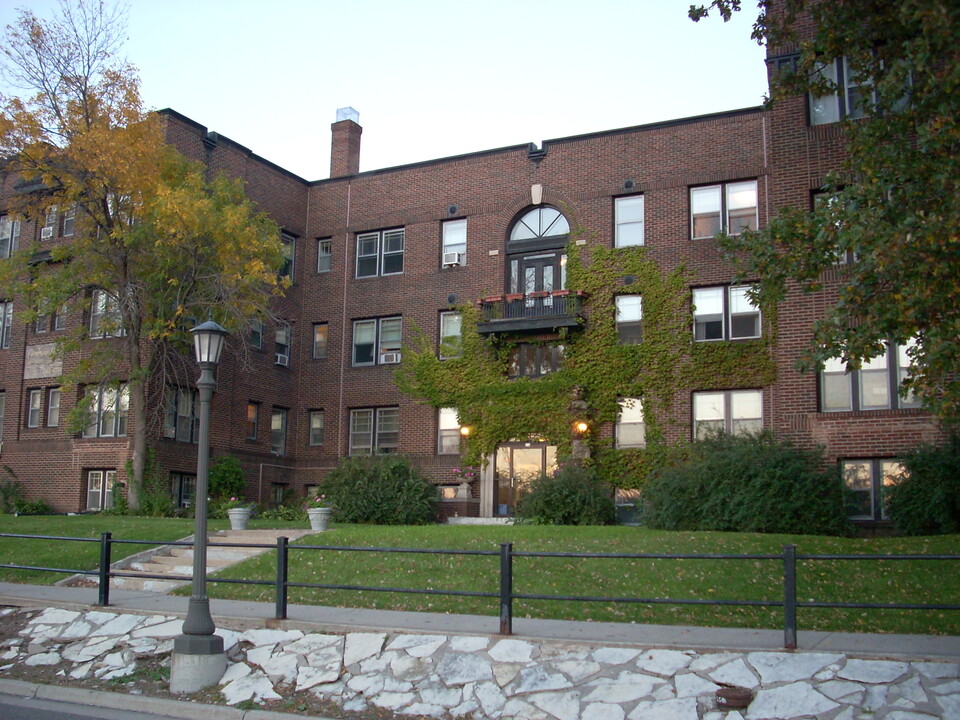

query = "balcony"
[[476, 289, 587, 335]]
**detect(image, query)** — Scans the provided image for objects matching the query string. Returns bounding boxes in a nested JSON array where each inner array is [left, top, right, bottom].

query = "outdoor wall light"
[[460, 425, 472, 436], [574, 420, 589, 434]]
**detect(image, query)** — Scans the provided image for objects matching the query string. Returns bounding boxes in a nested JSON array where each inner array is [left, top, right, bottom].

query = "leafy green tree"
[[690, 1, 960, 424], [0, 1, 285, 506]]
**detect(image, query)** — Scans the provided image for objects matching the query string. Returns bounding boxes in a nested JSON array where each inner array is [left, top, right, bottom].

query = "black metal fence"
[[2, 531, 958, 649]]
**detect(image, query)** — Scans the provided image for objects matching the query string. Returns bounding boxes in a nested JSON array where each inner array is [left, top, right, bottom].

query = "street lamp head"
[[191, 319, 229, 366]]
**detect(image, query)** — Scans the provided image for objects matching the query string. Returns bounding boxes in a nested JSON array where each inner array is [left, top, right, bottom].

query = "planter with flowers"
[[225, 497, 252, 531], [306, 495, 333, 532], [452, 466, 478, 499]]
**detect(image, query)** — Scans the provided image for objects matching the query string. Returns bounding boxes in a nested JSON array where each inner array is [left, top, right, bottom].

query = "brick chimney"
[[330, 107, 362, 177]]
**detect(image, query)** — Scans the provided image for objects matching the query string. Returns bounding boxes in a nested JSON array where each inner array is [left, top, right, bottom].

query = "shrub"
[[260, 504, 307, 522], [0, 466, 24, 514], [323, 455, 437, 525], [516, 463, 616, 525], [14, 498, 53, 515], [886, 437, 960, 535], [209, 455, 246, 499], [642, 432, 850, 536], [129, 449, 176, 517]]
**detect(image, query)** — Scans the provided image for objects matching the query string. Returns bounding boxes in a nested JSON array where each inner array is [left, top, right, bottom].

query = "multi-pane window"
[[352, 317, 401, 366], [0, 301, 13, 349], [349, 407, 399, 455], [439, 311, 462, 359], [163, 388, 198, 443], [820, 341, 921, 412], [275, 324, 291, 366], [89, 289, 124, 339], [0, 215, 20, 258], [437, 407, 460, 454], [27, 389, 42, 428], [41, 206, 57, 240], [690, 181, 758, 239], [316, 238, 332, 273], [312, 323, 328, 359], [53, 305, 67, 331], [507, 343, 564, 378], [616, 398, 646, 448], [47, 388, 61, 427], [308, 410, 324, 446], [442, 219, 466, 266], [280, 232, 296, 279], [693, 390, 762, 439], [615, 196, 644, 247], [35, 313, 49, 333], [809, 56, 879, 126], [62, 205, 76, 237], [356, 228, 404, 278], [693, 286, 761, 341], [842, 458, 904, 521], [271, 408, 288, 456], [250, 320, 263, 349], [171, 472, 196, 508], [82, 385, 129, 438], [246, 402, 259, 440], [616, 295, 642, 344], [86, 469, 116, 511]]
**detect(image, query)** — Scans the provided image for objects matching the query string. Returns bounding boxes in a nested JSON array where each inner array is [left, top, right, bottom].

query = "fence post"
[[275, 536, 288, 619], [97, 532, 112, 607], [499, 542, 513, 635], [783, 544, 797, 649]]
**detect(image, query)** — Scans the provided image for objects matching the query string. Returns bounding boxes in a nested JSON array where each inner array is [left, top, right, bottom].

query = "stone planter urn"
[[307, 507, 332, 532], [227, 507, 251, 531]]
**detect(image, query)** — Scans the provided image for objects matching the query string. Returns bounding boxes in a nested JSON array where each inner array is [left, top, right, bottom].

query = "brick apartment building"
[[0, 26, 941, 524]]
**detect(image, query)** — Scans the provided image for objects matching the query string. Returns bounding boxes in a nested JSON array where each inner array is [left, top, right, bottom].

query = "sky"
[[0, 0, 769, 181]]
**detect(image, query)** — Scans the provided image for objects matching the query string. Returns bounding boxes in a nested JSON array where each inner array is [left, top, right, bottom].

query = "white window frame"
[[250, 320, 263, 349], [616, 398, 646, 448], [820, 341, 921, 412], [163, 387, 198, 443], [0, 301, 13, 349], [437, 407, 460, 454], [89, 289, 124, 339], [275, 324, 291, 366], [27, 389, 42, 428], [693, 286, 761, 341], [62, 204, 76, 237], [41, 206, 57, 239], [442, 219, 467, 265], [316, 238, 332, 273], [615, 195, 644, 247], [86, 469, 116, 511], [0, 215, 20, 259], [47, 388, 61, 427], [82, 385, 129, 438], [616, 295, 642, 344], [271, 408, 288, 456], [842, 458, 904, 521], [439, 311, 462, 359], [280, 232, 296, 279], [690, 181, 758, 239], [356, 228, 404, 278], [308, 410, 324, 446], [693, 389, 763, 440], [809, 56, 877, 126], [352, 316, 402, 366], [349, 407, 399, 455], [312, 323, 328, 359]]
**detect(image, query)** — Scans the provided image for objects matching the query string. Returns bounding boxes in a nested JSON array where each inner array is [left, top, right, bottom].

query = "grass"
[[2, 515, 958, 636]]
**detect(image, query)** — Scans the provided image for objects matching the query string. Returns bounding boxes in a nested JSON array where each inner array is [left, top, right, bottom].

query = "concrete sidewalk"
[[1, 580, 958, 661]]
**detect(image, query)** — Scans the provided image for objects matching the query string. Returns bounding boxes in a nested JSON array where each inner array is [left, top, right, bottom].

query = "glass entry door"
[[494, 442, 557, 516]]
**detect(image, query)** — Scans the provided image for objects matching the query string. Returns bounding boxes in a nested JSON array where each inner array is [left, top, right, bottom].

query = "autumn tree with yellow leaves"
[[0, 0, 286, 507]]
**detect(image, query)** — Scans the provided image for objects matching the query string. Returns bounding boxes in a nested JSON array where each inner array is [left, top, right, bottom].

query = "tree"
[[0, 0, 286, 507], [689, 1, 960, 424]]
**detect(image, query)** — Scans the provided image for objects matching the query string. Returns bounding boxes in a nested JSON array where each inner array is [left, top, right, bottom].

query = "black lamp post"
[[170, 319, 228, 692]]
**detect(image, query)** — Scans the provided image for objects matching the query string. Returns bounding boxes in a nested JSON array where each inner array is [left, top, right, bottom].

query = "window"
[[691, 181, 758, 239], [507, 343, 564, 378], [352, 316, 401, 366], [27, 389, 42, 428], [275, 324, 291, 366], [86, 469, 116, 511], [356, 228, 404, 278], [616, 398, 646, 448], [507, 207, 569, 296], [308, 410, 324, 446], [62, 205, 76, 237], [616, 295, 642, 344], [35, 314, 49, 333], [0, 301, 12, 349], [0, 392, 5, 451], [312, 323, 328, 359], [280, 232, 296, 279], [246, 402, 259, 440], [439, 311, 462, 359], [41, 206, 57, 240], [89, 289, 123, 339], [271, 408, 288, 456], [53, 304, 67, 332], [250, 320, 263, 349], [693, 286, 760, 341], [442, 219, 466, 265], [82, 385, 129, 438], [0, 215, 20, 258], [615, 196, 644, 247], [316, 238, 332, 273], [693, 390, 762, 439], [171, 472, 195, 508], [163, 388, 198, 443], [437, 407, 460, 454], [47, 388, 61, 427], [809, 56, 875, 126], [820, 341, 921, 412], [349, 407, 399, 455], [842, 459, 904, 521]]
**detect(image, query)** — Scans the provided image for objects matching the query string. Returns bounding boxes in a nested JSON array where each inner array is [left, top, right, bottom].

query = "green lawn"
[[2, 516, 958, 636]]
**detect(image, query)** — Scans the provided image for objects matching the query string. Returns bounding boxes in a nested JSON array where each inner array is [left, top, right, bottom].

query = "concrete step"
[[152, 551, 249, 567], [110, 574, 185, 593]]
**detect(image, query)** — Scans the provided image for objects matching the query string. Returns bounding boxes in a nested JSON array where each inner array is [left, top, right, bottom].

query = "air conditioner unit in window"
[[40, 226, 54, 239], [275, 353, 289, 366], [441, 252, 461, 267], [380, 351, 401, 365]]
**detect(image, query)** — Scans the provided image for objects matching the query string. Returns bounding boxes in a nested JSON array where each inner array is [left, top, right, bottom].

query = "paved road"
[[0, 692, 180, 720]]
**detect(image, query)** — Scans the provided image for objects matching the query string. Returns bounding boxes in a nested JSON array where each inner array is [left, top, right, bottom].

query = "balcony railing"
[[476, 290, 587, 334]]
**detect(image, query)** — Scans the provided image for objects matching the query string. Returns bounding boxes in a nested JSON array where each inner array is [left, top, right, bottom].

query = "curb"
[[0, 678, 334, 720]]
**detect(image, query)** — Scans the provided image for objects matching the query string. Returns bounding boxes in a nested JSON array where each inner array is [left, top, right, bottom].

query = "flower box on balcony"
[[528, 291, 549, 299], [504, 293, 525, 302], [552, 289, 572, 297], [483, 295, 504, 304]]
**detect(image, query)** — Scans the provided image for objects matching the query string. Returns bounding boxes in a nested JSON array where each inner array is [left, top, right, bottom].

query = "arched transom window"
[[509, 207, 570, 243], [506, 206, 569, 295]]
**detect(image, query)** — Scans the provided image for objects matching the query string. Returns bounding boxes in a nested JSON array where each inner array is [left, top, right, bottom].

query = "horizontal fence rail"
[[1, 532, 958, 648]]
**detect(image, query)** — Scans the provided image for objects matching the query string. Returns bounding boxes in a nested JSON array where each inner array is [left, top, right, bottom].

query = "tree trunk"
[[127, 377, 147, 511]]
